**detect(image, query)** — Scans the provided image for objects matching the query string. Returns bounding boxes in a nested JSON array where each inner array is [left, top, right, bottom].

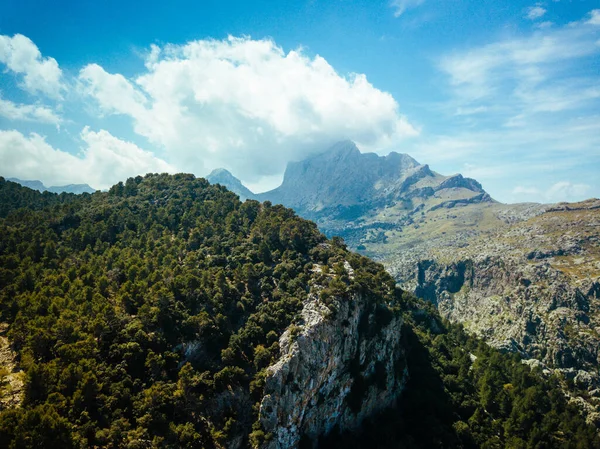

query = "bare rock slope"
[[259, 288, 406, 448]]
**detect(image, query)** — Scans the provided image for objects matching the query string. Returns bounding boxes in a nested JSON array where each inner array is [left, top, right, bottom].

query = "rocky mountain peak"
[[206, 168, 256, 201], [319, 140, 361, 160], [257, 141, 491, 220]]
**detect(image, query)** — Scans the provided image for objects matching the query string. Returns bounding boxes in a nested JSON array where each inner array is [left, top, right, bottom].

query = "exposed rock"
[[386, 200, 600, 396], [255, 141, 491, 226], [0, 323, 23, 410], [206, 168, 256, 201], [259, 290, 406, 448]]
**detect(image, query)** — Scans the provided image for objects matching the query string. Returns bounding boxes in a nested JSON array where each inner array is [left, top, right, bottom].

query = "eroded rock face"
[[413, 256, 600, 377], [259, 292, 406, 449], [388, 200, 600, 400]]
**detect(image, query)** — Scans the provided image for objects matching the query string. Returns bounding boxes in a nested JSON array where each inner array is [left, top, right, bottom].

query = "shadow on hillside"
[[315, 323, 466, 449]]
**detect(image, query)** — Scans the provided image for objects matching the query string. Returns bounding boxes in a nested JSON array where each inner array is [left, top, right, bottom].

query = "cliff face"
[[389, 200, 600, 393], [259, 289, 406, 448]]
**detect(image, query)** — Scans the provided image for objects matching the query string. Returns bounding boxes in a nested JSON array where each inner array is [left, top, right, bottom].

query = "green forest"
[[0, 175, 598, 448]]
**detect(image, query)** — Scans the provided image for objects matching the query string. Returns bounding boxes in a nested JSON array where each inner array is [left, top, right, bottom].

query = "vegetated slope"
[[0, 177, 82, 218], [323, 298, 600, 449], [0, 173, 401, 448], [0, 174, 597, 448]]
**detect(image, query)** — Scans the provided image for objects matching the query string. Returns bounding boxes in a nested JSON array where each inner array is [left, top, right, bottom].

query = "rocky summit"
[[206, 168, 257, 202]]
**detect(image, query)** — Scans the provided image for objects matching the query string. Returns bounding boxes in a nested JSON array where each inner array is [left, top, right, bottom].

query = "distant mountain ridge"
[[8, 178, 96, 194], [206, 168, 256, 201], [206, 140, 493, 231], [257, 140, 491, 217]]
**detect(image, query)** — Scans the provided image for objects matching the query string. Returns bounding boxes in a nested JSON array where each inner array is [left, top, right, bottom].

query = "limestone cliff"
[[385, 199, 600, 413], [258, 287, 406, 448]]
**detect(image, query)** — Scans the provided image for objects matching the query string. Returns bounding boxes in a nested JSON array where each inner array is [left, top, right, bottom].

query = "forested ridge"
[[0, 174, 598, 448]]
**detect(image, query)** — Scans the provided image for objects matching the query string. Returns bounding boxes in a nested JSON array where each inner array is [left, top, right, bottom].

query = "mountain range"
[[7, 178, 96, 194], [208, 140, 600, 419], [1, 173, 598, 448]]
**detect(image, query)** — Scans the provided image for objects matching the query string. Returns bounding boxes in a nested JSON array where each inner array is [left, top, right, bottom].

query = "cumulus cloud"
[[0, 97, 61, 125], [546, 181, 591, 202], [78, 36, 418, 189], [588, 9, 600, 26], [512, 186, 540, 195], [0, 129, 176, 190], [512, 182, 591, 203], [0, 34, 64, 99], [526, 5, 546, 21], [389, 0, 425, 18]]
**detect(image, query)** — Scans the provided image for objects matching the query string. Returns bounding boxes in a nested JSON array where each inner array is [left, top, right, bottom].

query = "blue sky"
[[0, 0, 599, 203]]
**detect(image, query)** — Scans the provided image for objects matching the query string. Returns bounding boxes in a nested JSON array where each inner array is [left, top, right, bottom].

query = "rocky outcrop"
[[412, 256, 600, 376], [387, 200, 600, 401], [0, 323, 23, 410], [259, 290, 406, 448], [434, 174, 484, 193]]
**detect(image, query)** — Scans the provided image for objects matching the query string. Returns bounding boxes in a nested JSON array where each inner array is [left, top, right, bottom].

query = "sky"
[[0, 0, 599, 203]]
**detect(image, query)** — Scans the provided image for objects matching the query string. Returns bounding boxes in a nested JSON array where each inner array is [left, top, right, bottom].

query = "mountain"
[[206, 168, 256, 201], [1, 174, 597, 448], [209, 141, 600, 415], [7, 177, 96, 194], [257, 140, 492, 228]]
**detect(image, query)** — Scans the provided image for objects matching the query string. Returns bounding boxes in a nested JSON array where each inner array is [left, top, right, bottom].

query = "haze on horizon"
[[0, 0, 599, 204]]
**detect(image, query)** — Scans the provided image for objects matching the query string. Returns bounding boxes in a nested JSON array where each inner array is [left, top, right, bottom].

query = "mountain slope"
[[1, 175, 598, 448], [0, 174, 405, 448], [207, 142, 600, 414], [386, 200, 600, 392]]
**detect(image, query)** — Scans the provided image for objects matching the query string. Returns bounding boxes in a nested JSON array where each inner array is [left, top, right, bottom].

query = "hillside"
[[206, 169, 257, 202], [383, 200, 600, 404], [206, 142, 600, 413], [0, 175, 598, 448]]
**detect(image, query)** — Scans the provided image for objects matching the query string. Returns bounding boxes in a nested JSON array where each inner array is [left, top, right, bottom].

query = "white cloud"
[[390, 0, 425, 18], [545, 181, 591, 202], [588, 9, 600, 26], [0, 129, 176, 190], [0, 97, 61, 125], [512, 181, 593, 203], [437, 10, 600, 138], [536, 21, 553, 30], [440, 25, 599, 102], [78, 64, 148, 117], [526, 5, 547, 20], [0, 34, 64, 99], [512, 186, 540, 195], [79, 36, 418, 188]]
